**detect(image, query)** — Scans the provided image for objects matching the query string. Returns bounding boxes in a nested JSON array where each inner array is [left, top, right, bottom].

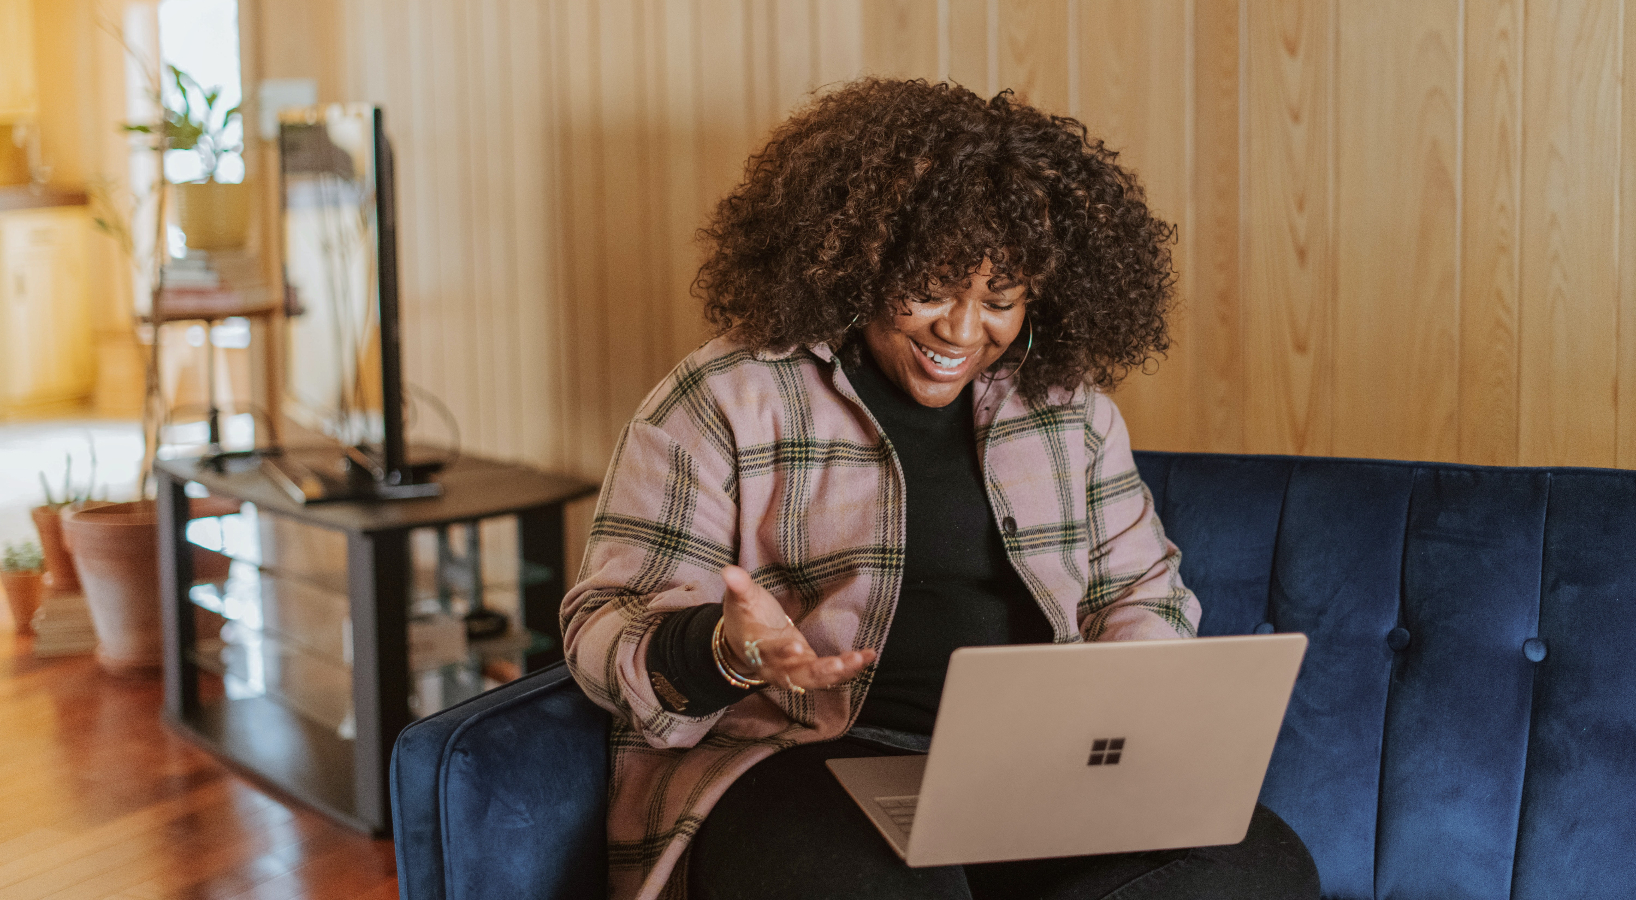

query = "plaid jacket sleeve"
[[561, 406, 742, 751], [1076, 391, 1201, 641]]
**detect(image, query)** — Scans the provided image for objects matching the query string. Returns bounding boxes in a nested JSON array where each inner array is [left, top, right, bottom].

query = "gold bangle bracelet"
[[712, 617, 766, 689]]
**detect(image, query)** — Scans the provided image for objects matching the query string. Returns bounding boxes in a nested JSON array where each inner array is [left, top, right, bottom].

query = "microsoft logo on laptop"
[[1087, 737, 1126, 766]]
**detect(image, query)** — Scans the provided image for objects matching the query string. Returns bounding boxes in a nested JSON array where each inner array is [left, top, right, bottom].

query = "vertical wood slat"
[[946, 0, 990, 93], [464, 1, 498, 457], [503, 0, 553, 468], [1518, 0, 1622, 467], [1460, 0, 1524, 465], [432, 0, 480, 453], [479, 0, 520, 460], [1077, 1, 1194, 451], [1620, 0, 1636, 468], [405, 0, 445, 424], [997, 0, 1069, 112], [1242, 0, 1334, 456], [815, 0, 864, 89], [1332, 0, 1460, 462], [440, 0, 477, 453], [774, 0, 817, 116], [661, 0, 706, 366], [597, 0, 658, 432], [1190, 0, 1245, 454], [747, 0, 775, 131], [557, 0, 607, 476], [863, 0, 940, 80]]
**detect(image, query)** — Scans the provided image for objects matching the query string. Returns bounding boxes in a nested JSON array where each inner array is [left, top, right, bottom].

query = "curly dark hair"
[[695, 77, 1177, 400]]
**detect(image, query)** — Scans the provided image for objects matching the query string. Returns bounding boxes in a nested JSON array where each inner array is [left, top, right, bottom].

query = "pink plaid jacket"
[[561, 337, 1200, 899]]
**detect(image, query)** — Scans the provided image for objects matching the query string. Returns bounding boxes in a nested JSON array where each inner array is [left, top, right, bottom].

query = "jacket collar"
[[752, 342, 833, 363]]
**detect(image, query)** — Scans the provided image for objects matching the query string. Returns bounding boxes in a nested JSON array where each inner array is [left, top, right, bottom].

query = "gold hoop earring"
[[996, 316, 1033, 381]]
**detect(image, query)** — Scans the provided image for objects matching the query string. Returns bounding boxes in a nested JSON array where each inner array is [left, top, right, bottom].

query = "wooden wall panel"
[[1518, 0, 1622, 467], [656, 0, 705, 368], [998, 0, 1069, 112], [1332, 0, 1460, 461], [1621, 0, 1636, 468], [815, 0, 864, 90], [863, 0, 940, 82], [504, 0, 564, 469], [596, 0, 662, 434], [1460, 0, 1524, 465], [327, 0, 867, 493], [946, 0, 993, 94], [771, 0, 816, 117], [554, 0, 608, 476], [1076, 1, 1194, 451], [1242, 0, 1333, 456], [1190, 0, 1245, 454], [279, 0, 1636, 592]]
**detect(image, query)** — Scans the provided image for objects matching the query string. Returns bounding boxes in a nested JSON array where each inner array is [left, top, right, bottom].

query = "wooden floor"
[[0, 623, 399, 900]]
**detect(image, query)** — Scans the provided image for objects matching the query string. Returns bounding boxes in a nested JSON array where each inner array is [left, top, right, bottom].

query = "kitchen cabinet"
[[0, 0, 37, 122], [1, 205, 93, 414]]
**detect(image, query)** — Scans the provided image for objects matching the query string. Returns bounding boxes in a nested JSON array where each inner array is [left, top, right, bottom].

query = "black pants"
[[689, 738, 1320, 900]]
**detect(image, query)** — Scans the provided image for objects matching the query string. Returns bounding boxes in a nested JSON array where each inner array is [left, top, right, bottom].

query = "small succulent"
[[2, 542, 44, 574], [39, 440, 99, 509]]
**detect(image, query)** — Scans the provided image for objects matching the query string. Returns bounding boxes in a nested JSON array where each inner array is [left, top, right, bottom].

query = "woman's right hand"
[[718, 565, 876, 692]]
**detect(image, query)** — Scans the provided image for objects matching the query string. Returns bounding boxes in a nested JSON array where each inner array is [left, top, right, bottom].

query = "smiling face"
[[860, 258, 1030, 408]]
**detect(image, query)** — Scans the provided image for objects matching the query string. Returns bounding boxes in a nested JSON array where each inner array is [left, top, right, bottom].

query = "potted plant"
[[125, 64, 247, 250], [62, 502, 164, 673], [2, 542, 45, 636], [32, 448, 102, 595], [63, 496, 240, 675]]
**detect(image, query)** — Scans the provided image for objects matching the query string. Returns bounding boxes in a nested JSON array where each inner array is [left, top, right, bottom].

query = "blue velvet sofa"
[[391, 451, 1636, 899]]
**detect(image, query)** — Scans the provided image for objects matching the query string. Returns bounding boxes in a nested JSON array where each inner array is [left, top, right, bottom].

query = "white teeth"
[[916, 343, 966, 368]]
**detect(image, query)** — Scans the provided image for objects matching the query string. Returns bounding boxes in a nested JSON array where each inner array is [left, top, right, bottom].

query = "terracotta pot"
[[60, 497, 245, 675], [31, 506, 78, 594], [62, 501, 163, 675], [1, 570, 44, 636]]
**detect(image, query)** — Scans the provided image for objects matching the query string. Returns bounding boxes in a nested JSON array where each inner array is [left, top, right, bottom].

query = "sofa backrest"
[[1133, 452, 1636, 900]]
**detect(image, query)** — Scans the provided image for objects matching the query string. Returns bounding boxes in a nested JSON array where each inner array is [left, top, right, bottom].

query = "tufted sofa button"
[[1523, 637, 1547, 663], [1001, 516, 1017, 536], [1386, 627, 1412, 652], [1254, 622, 1275, 635]]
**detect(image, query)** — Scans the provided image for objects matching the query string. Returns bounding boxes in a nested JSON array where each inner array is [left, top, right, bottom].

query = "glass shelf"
[[187, 558, 558, 731], [188, 623, 354, 737], [184, 505, 553, 602], [190, 561, 350, 663]]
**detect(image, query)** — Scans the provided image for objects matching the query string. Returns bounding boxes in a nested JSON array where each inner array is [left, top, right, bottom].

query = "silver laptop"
[[827, 633, 1307, 867]]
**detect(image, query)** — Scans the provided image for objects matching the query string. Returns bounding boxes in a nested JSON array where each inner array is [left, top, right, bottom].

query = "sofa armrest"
[[391, 662, 610, 900]]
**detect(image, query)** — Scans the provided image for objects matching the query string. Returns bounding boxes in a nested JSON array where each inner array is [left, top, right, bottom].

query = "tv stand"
[[154, 453, 597, 835], [258, 446, 444, 504]]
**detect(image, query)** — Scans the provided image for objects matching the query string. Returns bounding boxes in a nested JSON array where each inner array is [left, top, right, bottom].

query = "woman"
[[562, 78, 1318, 900]]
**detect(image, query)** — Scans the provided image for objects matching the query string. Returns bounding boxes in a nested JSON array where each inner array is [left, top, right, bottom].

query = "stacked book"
[[32, 591, 98, 657], [157, 251, 277, 321]]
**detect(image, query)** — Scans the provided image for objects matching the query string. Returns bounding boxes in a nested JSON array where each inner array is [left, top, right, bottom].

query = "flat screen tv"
[[277, 104, 436, 501]]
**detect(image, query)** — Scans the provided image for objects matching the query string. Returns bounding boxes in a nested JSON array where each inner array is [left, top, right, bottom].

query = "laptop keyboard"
[[875, 795, 919, 833]]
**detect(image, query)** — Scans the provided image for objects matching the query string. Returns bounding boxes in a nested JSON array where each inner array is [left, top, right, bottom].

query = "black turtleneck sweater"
[[843, 348, 1052, 734]]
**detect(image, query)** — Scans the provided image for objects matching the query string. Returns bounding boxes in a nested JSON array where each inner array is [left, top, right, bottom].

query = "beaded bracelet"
[[711, 617, 766, 689]]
